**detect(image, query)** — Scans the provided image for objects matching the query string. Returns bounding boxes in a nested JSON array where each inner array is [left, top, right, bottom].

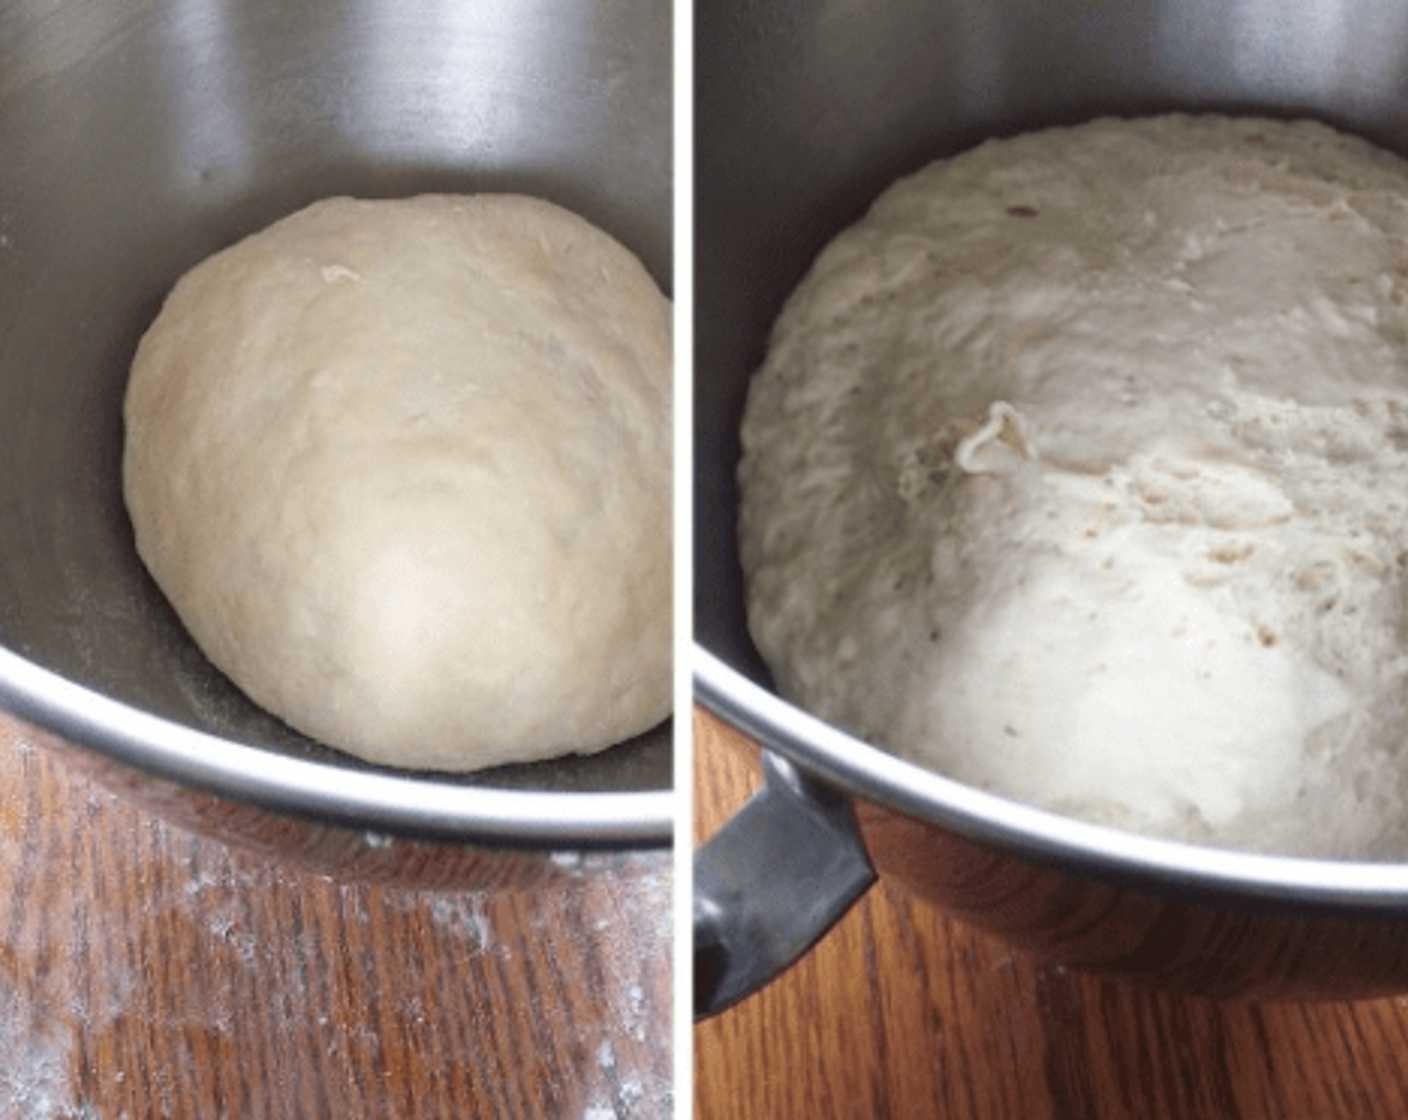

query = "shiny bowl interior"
[[695, 0, 1408, 889], [0, 0, 672, 847]]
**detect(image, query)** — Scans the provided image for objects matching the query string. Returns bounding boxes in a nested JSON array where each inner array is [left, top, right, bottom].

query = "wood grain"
[[0, 711, 671, 1120], [693, 706, 1408, 1120]]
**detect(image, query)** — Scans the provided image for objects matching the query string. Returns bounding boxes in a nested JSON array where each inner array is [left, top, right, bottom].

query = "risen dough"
[[741, 116, 1408, 857], [125, 194, 671, 772]]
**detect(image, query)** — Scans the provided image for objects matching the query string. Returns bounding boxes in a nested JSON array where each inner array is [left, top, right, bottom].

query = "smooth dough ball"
[[124, 194, 671, 772], [741, 115, 1408, 857]]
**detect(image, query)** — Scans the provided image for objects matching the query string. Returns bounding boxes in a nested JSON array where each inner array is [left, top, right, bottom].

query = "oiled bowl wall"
[[0, 0, 671, 796]]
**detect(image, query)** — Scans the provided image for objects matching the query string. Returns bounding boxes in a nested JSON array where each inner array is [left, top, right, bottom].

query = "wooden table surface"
[[693, 706, 1408, 1120], [0, 710, 672, 1120]]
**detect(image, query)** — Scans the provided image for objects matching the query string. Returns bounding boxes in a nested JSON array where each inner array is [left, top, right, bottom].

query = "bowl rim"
[[695, 645, 1408, 911], [0, 644, 673, 849]]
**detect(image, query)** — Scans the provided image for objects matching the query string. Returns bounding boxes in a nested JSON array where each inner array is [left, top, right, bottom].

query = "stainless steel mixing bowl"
[[694, 0, 1408, 1013], [0, 0, 672, 879]]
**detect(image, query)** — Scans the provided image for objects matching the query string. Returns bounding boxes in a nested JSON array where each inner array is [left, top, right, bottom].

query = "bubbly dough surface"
[[740, 116, 1408, 857], [125, 194, 671, 772]]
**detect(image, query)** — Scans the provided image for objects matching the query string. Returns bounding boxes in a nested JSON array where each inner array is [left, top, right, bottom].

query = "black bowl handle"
[[694, 750, 877, 1018]]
